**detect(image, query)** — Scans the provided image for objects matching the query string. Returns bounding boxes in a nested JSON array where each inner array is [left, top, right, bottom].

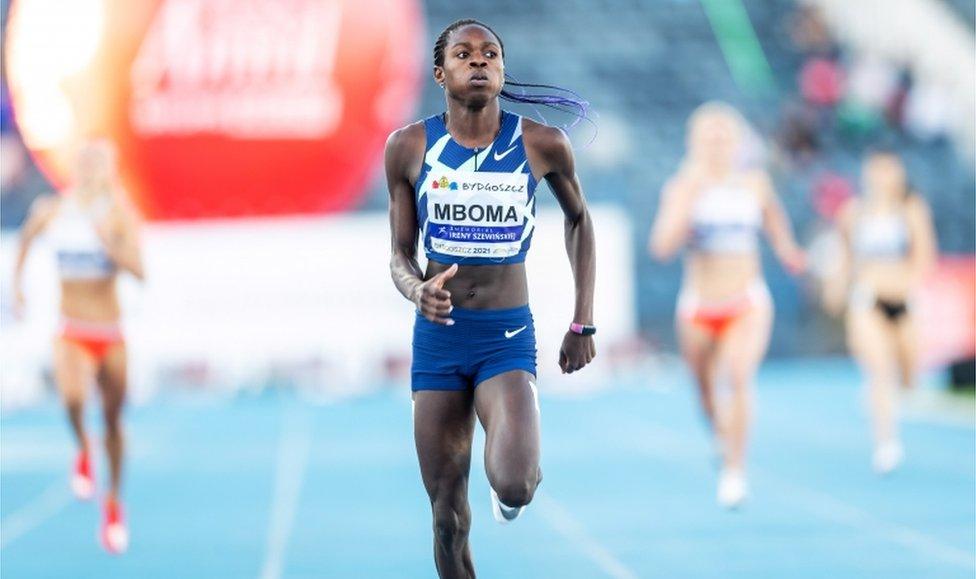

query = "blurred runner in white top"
[[825, 147, 937, 475], [13, 138, 144, 554], [650, 102, 805, 509]]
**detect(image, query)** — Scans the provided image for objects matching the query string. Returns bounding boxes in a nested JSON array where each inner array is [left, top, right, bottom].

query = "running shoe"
[[717, 468, 748, 509], [490, 488, 523, 524], [100, 497, 129, 555], [872, 441, 904, 475], [70, 450, 94, 501]]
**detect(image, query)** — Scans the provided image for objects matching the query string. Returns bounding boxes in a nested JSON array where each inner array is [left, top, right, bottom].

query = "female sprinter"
[[828, 148, 936, 474], [649, 102, 804, 509], [386, 19, 595, 578], [13, 139, 144, 554]]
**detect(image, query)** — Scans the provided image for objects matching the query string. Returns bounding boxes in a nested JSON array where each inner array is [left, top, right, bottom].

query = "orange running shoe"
[[70, 450, 94, 500], [100, 497, 129, 555]]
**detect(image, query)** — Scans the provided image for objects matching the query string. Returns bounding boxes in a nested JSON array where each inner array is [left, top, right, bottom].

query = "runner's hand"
[[13, 285, 26, 320], [782, 247, 807, 276], [559, 331, 595, 374], [414, 264, 458, 326], [93, 217, 116, 250]]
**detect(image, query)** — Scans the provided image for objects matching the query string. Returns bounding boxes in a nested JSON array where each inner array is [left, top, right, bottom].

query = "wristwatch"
[[569, 322, 596, 336]]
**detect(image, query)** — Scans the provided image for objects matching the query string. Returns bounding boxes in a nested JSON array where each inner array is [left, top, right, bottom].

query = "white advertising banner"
[[1, 205, 635, 408]]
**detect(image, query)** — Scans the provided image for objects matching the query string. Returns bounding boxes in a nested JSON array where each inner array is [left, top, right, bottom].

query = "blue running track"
[[2, 359, 973, 578]]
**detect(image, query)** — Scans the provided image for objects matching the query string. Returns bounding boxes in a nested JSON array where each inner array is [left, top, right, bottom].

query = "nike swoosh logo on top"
[[504, 326, 528, 339], [493, 146, 518, 162]]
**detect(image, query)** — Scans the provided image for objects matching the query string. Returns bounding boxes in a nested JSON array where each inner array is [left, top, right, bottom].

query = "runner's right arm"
[[13, 195, 58, 311], [386, 124, 456, 325], [649, 174, 696, 261], [822, 199, 856, 317]]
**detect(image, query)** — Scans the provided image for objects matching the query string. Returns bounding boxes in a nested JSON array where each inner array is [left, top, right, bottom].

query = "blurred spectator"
[[903, 79, 954, 143], [800, 57, 845, 107], [776, 102, 821, 162], [836, 99, 884, 142], [884, 69, 914, 129], [845, 54, 900, 111], [0, 135, 28, 191], [811, 170, 855, 222], [788, 5, 839, 57], [1, 82, 14, 132]]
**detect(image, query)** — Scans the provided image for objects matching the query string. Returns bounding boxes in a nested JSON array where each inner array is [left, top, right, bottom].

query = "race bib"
[[425, 171, 531, 259]]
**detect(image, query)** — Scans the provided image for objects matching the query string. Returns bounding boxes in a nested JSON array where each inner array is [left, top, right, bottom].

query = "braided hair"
[[433, 19, 591, 128]]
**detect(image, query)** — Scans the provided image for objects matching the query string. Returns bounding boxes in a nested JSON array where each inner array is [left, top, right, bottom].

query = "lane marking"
[[758, 469, 976, 571], [624, 415, 975, 571], [534, 491, 639, 579], [0, 480, 73, 549], [259, 407, 313, 579]]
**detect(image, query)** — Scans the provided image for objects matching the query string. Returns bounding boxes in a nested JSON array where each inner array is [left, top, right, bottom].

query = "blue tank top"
[[415, 111, 538, 265]]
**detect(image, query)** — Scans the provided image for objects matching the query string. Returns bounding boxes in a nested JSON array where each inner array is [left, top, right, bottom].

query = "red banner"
[[5, 0, 423, 220], [917, 256, 976, 368]]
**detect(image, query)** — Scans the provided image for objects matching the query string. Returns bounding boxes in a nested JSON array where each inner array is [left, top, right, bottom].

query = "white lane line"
[[623, 415, 976, 571], [534, 491, 640, 579], [0, 480, 73, 549], [758, 469, 976, 571], [259, 408, 313, 579]]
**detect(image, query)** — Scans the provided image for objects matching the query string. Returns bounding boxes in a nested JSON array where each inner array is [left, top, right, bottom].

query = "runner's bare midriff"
[[60, 278, 120, 322], [856, 261, 915, 301], [684, 253, 761, 302], [426, 261, 528, 309]]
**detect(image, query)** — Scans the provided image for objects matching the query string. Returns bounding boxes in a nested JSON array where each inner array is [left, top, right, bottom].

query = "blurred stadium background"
[[1, 0, 974, 577]]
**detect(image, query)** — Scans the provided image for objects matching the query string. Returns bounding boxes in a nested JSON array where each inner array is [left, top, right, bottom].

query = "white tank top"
[[688, 183, 762, 254], [46, 196, 116, 280], [853, 212, 910, 260]]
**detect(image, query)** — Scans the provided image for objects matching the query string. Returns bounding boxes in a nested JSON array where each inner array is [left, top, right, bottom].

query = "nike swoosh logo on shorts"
[[504, 326, 528, 339], [493, 146, 518, 162]]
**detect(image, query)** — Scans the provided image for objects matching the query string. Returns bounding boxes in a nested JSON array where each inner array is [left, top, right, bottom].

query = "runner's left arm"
[[906, 194, 937, 285], [98, 196, 145, 281], [757, 171, 805, 275], [525, 123, 596, 374]]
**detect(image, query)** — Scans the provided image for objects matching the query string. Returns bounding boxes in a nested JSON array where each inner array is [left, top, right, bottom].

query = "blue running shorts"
[[412, 305, 537, 392]]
